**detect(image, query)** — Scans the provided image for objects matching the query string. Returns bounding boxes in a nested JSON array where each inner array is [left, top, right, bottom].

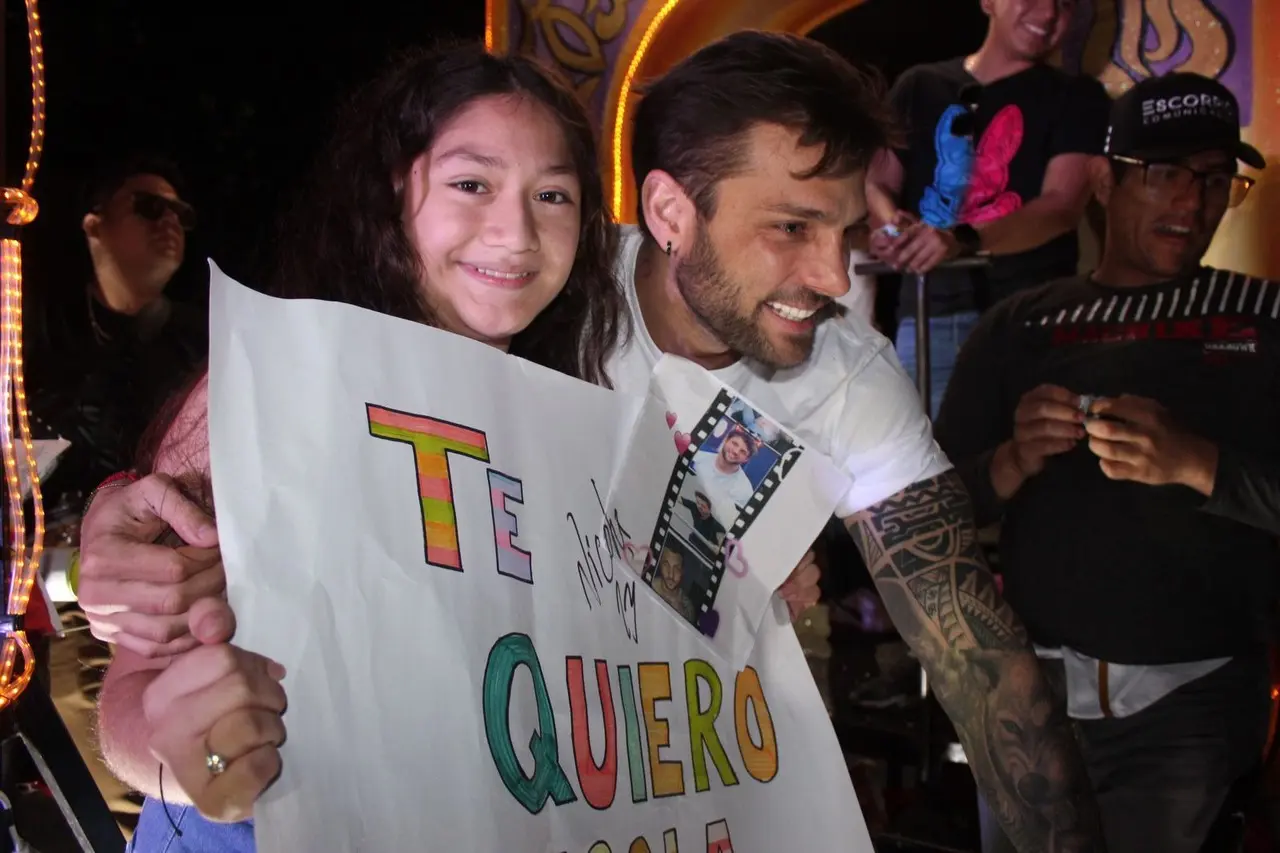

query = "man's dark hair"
[[630, 30, 896, 233], [83, 152, 188, 214], [723, 425, 759, 455]]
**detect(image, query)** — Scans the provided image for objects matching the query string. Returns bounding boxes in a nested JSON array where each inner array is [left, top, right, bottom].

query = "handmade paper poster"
[[607, 361, 849, 669], [207, 265, 873, 853]]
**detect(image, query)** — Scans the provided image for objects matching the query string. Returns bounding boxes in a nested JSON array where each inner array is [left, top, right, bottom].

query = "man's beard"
[[673, 226, 826, 369]]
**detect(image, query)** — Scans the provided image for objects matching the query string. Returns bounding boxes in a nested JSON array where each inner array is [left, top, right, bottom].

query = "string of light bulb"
[[0, 0, 49, 710]]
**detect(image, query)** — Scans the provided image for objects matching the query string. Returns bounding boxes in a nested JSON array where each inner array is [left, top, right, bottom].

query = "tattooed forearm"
[[846, 470, 1104, 853]]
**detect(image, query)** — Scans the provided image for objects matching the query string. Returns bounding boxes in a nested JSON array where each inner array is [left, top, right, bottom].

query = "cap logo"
[[1141, 92, 1236, 125]]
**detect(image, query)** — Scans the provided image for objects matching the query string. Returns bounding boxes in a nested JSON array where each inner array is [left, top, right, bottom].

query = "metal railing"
[[852, 255, 991, 416]]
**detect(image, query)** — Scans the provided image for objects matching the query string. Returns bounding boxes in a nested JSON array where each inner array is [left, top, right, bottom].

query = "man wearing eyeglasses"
[[934, 72, 1275, 853]]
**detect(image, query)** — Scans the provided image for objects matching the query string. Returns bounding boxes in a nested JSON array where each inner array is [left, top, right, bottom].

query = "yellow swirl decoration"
[[540, 4, 606, 73], [1146, 0, 1180, 63], [1169, 0, 1229, 80], [590, 0, 629, 43], [1117, 0, 1148, 80], [1083, 0, 1232, 96], [517, 0, 633, 112]]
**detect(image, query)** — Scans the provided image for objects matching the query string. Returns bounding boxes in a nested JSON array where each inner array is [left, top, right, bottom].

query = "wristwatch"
[[952, 223, 982, 256]]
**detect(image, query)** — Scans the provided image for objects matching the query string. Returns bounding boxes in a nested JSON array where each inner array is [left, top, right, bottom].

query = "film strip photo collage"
[[641, 389, 799, 637]]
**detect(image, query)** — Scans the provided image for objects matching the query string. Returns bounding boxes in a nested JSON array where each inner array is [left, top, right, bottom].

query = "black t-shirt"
[[935, 268, 1280, 664], [889, 59, 1110, 318], [28, 291, 208, 512]]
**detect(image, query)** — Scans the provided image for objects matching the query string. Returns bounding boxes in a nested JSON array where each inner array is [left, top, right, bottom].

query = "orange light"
[[0, 0, 47, 712], [3, 190, 37, 227], [22, 0, 46, 194], [0, 240, 40, 708], [611, 0, 682, 220], [3, 239, 44, 617]]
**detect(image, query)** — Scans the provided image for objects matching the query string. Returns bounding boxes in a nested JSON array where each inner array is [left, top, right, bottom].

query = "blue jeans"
[[894, 309, 980, 420]]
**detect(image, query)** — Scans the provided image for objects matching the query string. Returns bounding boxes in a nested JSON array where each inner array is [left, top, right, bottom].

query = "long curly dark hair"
[[135, 43, 628, 477], [269, 42, 625, 385]]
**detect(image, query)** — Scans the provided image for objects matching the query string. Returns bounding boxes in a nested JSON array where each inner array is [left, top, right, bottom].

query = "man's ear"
[[639, 170, 697, 255], [82, 211, 102, 241], [1089, 156, 1116, 209]]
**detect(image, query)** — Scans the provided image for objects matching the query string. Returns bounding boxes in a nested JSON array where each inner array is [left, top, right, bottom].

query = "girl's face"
[[403, 94, 582, 350]]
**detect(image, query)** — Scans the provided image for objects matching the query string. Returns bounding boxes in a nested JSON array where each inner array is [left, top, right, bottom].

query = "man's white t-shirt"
[[690, 448, 756, 528], [604, 226, 952, 518]]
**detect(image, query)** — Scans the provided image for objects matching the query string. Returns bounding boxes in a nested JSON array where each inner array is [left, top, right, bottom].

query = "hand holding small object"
[[1084, 395, 1218, 495]]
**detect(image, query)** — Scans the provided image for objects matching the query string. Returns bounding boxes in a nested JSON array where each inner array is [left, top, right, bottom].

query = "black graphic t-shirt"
[[935, 268, 1280, 664], [889, 59, 1110, 318]]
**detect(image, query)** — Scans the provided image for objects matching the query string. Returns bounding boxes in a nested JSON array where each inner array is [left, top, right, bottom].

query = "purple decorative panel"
[[1061, 0, 1252, 125], [506, 0, 645, 129]]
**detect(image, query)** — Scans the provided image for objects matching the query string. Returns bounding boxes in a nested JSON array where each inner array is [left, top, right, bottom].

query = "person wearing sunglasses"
[[935, 72, 1275, 853], [23, 154, 210, 834], [84, 164, 198, 317], [31, 153, 207, 514]]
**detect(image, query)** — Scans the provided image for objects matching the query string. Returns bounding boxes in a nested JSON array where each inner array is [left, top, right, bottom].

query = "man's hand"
[[868, 211, 917, 260], [879, 221, 962, 274], [778, 550, 820, 620], [78, 474, 225, 658], [993, 385, 1087, 496], [1085, 395, 1218, 496]]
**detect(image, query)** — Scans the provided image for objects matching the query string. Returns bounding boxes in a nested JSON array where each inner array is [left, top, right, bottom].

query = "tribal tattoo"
[[846, 471, 1104, 853]]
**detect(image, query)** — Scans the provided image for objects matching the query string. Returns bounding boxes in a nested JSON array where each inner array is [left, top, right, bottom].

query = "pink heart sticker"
[[665, 411, 677, 429], [674, 432, 692, 455]]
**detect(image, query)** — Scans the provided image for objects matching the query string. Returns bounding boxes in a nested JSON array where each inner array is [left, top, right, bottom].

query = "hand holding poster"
[[207, 267, 873, 852]]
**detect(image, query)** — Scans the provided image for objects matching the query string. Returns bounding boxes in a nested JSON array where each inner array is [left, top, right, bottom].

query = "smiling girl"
[[96, 44, 627, 852]]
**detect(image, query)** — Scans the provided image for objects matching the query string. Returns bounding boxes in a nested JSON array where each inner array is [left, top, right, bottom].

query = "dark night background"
[[2, 0, 981, 337]]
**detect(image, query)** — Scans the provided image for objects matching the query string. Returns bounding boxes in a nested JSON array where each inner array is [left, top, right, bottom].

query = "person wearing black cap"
[[863, 0, 1111, 418], [935, 71, 1274, 853]]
